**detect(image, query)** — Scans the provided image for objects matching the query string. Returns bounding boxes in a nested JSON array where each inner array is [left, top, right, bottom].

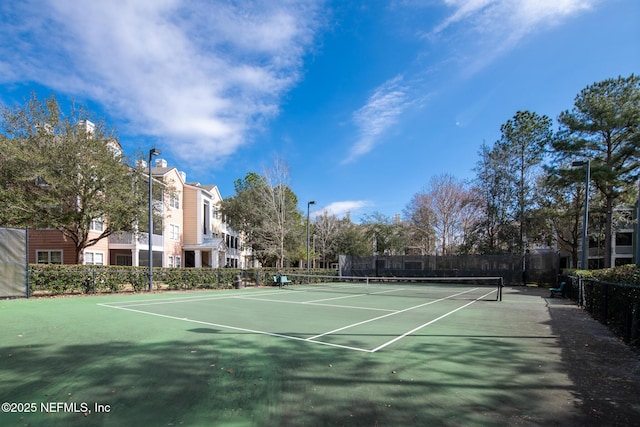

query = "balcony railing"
[[109, 232, 163, 246]]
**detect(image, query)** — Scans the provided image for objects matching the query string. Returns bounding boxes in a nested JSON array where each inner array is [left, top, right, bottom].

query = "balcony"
[[109, 232, 163, 247], [615, 245, 633, 255]]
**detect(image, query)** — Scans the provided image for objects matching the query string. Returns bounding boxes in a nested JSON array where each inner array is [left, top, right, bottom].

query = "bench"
[[549, 282, 565, 298], [273, 275, 292, 287]]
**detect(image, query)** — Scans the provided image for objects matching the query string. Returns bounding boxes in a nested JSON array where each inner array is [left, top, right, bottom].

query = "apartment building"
[[182, 180, 225, 268], [558, 205, 638, 269], [106, 159, 185, 268], [29, 158, 252, 269], [584, 205, 636, 269], [181, 180, 256, 269]]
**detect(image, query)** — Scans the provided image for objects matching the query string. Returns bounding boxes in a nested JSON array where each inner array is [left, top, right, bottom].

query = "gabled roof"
[[147, 166, 186, 186], [150, 166, 176, 176], [184, 182, 222, 200]]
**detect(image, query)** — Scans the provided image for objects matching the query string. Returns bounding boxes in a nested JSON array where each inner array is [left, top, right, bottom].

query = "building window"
[[615, 232, 633, 246], [169, 224, 180, 241], [168, 255, 182, 268], [588, 236, 604, 249], [84, 252, 104, 265], [90, 217, 104, 232], [153, 219, 163, 236], [169, 192, 180, 209], [37, 250, 63, 264], [203, 202, 210, 235]]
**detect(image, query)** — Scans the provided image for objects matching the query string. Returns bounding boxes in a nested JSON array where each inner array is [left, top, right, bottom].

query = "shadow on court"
[[2, 288, 635, 426]]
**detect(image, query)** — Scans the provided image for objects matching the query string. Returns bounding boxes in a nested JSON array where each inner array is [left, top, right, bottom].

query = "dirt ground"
[[521, 286, 640, 426]]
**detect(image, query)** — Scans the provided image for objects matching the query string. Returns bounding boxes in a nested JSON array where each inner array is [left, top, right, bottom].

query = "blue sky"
[[1, 0, 638, 221]]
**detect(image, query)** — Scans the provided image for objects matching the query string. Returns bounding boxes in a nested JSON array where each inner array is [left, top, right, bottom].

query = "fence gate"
[[0, 227, 29, 298]]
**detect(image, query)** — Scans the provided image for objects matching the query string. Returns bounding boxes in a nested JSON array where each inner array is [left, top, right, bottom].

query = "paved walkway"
[[520, 286, 640, 426]]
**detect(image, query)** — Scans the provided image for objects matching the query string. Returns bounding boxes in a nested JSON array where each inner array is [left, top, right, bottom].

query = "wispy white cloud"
[[345, 0, 598, 154], [0, 0, 323, 165], [429, 0, 598, 74], [346, 75, 411, 163], [314, 200, 373, 219]]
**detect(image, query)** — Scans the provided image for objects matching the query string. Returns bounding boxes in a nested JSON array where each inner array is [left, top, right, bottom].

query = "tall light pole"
[[636, 180, 640, 265], [307, 200, 316, 275], [148, 147, 161, 291], [572, 159, 590, 270]]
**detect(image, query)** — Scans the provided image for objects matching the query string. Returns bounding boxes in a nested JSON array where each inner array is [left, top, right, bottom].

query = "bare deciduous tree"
[[221, 157, 301, 267], [407, 174, 473, 255], [312, 210, 341, 267], [261, 158, 301, 268]]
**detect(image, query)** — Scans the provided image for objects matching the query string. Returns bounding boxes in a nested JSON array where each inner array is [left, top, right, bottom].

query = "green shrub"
[[27, 265, 339, 296], [29, 265, 146, 295], [591, 264, 640, 286]]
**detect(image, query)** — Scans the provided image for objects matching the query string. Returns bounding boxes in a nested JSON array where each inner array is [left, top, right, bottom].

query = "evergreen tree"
[[498, 110, 553, 254], [553, 75, 640, 267]]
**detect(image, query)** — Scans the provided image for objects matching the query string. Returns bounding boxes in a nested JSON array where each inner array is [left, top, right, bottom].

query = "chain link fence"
[[560, 275, 640, 348], [340, 252, 559, 286]]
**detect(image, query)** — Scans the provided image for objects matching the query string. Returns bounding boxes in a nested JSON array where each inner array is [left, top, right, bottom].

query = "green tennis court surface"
[[1, 284, 584, 426]]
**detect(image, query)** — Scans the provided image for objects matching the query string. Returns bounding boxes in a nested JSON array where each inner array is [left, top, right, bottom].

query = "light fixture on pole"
[[148, 147, 161, 291], [307, 200, 316, 276], [572, 159, 590, 270]]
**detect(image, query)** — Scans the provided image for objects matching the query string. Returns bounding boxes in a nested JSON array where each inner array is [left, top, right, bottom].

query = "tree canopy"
[[3, 75, 638, 270], [552, 74, 640, 267], [498, 110, 553, 254], [221, 160, 302, 267], [0, 93, 148, 263]]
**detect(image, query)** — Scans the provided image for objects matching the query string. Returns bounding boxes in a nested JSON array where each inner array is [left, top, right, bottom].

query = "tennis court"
[[98, 278, 502, 353], [1, 280, 590, 426]]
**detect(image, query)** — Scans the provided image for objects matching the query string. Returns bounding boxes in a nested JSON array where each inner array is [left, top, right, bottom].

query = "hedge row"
[[561, 265, 640, 348], [28, 265, 338, 296], [564, 264, 640, 286]]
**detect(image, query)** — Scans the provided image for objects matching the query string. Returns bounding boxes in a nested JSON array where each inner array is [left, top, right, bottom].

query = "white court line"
[[98, 303, 372, 353], [99, 289, 295, 308], [370, 289, 496, 352], [98, 286, 497, 353], [303, 293, 371, 304], [235, 295, 396, 312], [238, 285, 442, 311], [299, 286, 416, 304], [306, 288, 481, 340]]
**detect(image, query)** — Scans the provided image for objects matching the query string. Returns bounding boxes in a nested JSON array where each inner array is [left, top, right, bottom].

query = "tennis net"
[[280, 274, 503, 301]]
